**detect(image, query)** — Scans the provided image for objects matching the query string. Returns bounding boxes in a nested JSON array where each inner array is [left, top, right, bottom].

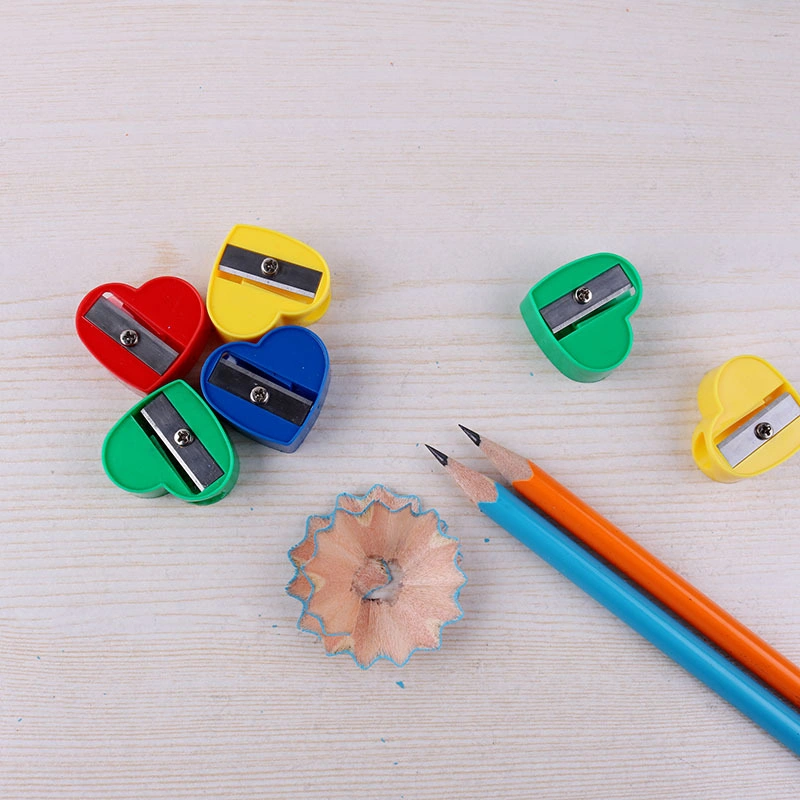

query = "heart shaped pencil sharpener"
[[520, 253, 642, 382], [200, 326, 330, 453], [76, 276, 210, 395], [692, 355, 800, 483], [102, 380, 239, 504], [206, 224, 331, 342]]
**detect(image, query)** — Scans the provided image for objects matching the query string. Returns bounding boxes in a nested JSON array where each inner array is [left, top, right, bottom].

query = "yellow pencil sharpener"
[[692, 355, 800, 483], [206, 225, 331, 342]]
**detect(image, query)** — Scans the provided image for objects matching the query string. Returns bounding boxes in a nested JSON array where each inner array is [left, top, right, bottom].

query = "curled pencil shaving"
[[287, 485, 466, 668]]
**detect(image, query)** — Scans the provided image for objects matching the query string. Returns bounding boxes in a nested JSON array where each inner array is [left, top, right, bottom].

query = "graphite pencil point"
[[425, 445, 449, 466], [458, 425, 481, 446]]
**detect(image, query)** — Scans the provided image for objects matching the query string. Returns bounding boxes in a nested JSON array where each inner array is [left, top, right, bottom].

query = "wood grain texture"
[[2, 1, 800, 797]]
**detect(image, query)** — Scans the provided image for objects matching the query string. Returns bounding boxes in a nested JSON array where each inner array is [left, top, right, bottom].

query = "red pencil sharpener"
[[76, 276, 211, 395]]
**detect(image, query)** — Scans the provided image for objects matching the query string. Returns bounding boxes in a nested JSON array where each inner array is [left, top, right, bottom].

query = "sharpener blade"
[[83, 295, 179, 375], [539, 264, 634, 335], [139, 393, 224, 491], [218, 244, 323, 299], [208, 353, 314, 427], [717, 392, 800, 468]]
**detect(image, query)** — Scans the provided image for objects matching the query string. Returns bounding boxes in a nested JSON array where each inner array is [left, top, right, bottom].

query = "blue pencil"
[[427, 446, 800, 757]]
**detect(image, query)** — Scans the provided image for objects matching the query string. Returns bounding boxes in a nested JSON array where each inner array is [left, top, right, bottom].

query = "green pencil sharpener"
[[102, 379, 239, 505], [520, 253, 642, 382]]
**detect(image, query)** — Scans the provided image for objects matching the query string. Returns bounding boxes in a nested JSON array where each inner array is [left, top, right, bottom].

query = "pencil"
[[427, 446, 800, 757], [459, 425, 800, 709]]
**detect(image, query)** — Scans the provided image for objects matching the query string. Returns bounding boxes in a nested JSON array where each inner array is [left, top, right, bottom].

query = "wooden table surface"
[[2, 2, 800, 797]]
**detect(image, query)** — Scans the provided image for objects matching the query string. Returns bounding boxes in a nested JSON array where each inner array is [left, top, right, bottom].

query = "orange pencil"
[[459, 425, 800, 708]]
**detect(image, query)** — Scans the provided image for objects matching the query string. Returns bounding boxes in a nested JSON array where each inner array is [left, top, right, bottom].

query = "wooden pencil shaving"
[[287, 485, 466, 668]]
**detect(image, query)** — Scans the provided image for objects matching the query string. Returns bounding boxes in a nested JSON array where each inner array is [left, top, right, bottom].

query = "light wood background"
[[2, 2, 800, 797]]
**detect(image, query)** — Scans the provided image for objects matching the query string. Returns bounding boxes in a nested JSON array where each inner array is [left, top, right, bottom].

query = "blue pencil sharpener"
[[200, 325, 330, 452]]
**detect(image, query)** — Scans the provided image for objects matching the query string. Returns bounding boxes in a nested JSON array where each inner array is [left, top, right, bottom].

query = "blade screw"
[[754, 422, 773, 441], [574, 287, 592, 304], [250, 386, 269, 404], [173, 428, 194, 447], [261, 257, 280, 277], [120, 329, 139, 347]]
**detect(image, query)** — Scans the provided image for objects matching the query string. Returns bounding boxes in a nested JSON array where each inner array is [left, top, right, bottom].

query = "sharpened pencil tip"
[[458, 425, 481, 447], [425, 445, 449, 466]]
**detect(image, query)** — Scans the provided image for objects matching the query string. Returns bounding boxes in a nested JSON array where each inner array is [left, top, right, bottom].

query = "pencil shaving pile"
[[287, 485, 466, 668]]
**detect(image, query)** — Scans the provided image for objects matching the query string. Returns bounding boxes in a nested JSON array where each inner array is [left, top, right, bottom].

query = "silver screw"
[[250, 386, 269, 404], [754, 421, 773, 441], [261, 257, 280, 277], [574, 287, 592, 304], [173, 428, 194, 447], [120, 329, 139, 347]]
